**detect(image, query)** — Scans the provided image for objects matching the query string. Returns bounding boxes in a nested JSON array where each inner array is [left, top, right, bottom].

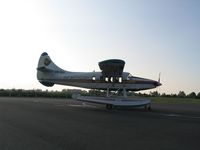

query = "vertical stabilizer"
[[37, 52, 65, 86], [37, 52, 64, 72]]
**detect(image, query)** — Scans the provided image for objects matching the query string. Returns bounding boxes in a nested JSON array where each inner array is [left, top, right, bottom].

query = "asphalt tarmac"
[[0, 97, 200, 150]]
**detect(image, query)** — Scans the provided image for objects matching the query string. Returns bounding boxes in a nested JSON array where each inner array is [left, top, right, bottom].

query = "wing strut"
[[106, 87, 127, 98], [123, 87, 127, 98], [106, 88, 109, 97]]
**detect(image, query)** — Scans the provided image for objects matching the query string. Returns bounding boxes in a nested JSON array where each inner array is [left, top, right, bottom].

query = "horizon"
[[0, 87, 198, 96], [0, 0, 199, 94]]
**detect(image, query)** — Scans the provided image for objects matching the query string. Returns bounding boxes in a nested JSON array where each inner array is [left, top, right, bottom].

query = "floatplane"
[[37, 52, 161, 109]]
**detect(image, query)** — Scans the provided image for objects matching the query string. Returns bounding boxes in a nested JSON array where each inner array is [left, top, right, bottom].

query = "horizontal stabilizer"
[[37, 67, 54, 72]]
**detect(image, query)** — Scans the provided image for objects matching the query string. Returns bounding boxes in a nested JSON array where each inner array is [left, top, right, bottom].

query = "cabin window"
[[119, 77, 122, 83], [110, 77, 113, 82]]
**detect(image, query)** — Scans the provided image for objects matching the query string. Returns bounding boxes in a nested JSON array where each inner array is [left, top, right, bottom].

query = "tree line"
[[137, 91, 200, 99], [0, 89, 199, 99], [0, 89, 73, 98]]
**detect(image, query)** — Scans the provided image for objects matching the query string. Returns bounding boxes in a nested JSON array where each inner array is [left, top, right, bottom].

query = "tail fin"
[[37, 52, 64, 73], [37, 52, 65, 87]]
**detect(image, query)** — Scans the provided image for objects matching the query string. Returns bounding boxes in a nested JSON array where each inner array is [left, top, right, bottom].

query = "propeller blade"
[[158, 72, 161, 83]]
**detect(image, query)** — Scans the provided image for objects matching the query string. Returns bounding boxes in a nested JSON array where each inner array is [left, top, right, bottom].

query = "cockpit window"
[[127, 73, 133, 80], [128, 74, 133, 78]]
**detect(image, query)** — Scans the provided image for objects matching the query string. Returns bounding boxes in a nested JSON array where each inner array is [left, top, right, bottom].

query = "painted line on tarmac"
[[160, 113, 200, 119], [55, 104, 65, 107], [68, 103, 97, 108]]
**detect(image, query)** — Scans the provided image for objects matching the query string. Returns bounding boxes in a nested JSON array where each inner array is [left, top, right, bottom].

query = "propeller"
[[158, 72, 161, 83], [157, 72, 162, 96]]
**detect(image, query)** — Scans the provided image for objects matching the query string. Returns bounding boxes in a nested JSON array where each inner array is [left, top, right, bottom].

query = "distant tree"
[[136, 92, 149, 97], [187, 92, 196, 98], [171, 93, 177, 97], [150, 91, 160, 97], [137, 92, 142, 96], [196, 92, 200, 99], [0, 89, 9, 96], [161, 93, 166, 97], [178, 91, 186, 98]]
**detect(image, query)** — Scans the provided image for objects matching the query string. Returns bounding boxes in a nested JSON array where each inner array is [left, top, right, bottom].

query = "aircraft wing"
[[99, 59, 125, 77]]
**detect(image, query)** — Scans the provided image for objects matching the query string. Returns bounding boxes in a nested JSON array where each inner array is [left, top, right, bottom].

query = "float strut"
[[106, 87, 109, 97], [123, 87, 127, 98]]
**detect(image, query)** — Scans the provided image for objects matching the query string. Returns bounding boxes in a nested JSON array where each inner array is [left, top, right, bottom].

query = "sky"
[[0, 0, 200, 94]]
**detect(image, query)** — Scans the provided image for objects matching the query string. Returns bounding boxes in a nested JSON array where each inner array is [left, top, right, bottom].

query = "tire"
[[106, 104, 113, 110]]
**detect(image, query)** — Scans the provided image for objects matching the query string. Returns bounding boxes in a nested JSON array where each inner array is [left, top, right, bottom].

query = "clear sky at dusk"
[[0, 0, 199, 94]]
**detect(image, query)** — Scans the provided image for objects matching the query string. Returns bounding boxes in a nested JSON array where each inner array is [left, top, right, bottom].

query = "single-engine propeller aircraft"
[[37, 52, 161, 109]]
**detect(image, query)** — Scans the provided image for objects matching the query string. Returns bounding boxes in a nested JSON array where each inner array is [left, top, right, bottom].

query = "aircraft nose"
[[158, 82, 162, 86], [154, 81, 162, 87]]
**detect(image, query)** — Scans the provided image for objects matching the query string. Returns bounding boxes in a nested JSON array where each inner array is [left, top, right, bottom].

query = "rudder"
[[37, 52, 65, 87]]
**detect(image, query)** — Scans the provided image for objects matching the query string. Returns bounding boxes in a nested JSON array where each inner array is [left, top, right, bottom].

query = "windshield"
[[126, 73, 133, 80]]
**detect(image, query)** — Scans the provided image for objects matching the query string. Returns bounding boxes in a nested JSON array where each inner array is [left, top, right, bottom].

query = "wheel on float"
[[144, 105, 151, 111], [106, 104, 113, 110]]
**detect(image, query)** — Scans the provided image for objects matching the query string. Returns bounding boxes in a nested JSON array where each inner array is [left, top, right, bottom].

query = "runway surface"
[[0, 97, 200, 150]]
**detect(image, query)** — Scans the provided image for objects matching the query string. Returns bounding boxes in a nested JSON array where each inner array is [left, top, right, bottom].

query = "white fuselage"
[[38, 70, 159, 91], [37, 52, 161, 91]]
